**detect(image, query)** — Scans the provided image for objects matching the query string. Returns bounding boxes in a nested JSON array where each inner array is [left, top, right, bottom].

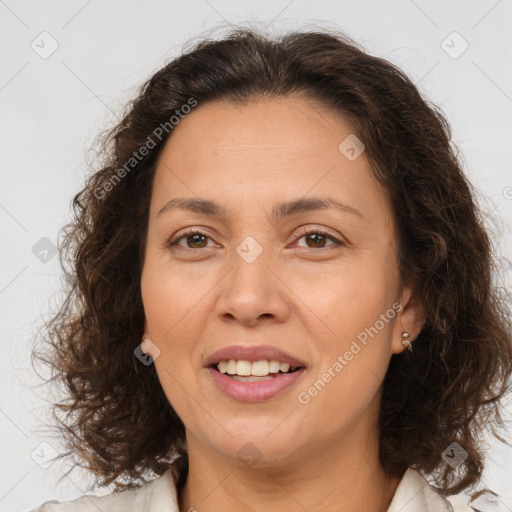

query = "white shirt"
[[26, 467, 475, 511]]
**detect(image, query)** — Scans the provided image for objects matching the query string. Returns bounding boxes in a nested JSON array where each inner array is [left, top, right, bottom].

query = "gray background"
[[1, 1, 511, 511]]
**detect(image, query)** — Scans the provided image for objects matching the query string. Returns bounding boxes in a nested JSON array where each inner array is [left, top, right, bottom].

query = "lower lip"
[[208, 367, 306, 402]]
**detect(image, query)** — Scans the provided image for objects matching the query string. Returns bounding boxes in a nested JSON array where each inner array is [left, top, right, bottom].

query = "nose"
[[214, 248, 291, 327]]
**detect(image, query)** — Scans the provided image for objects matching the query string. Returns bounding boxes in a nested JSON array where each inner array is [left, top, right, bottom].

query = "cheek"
[[141, 253, 213, 342], [302, 257, 397, 406], [140, 255, 215, 385], [308, 254, 397, 345], [140, 266, 206, 426]]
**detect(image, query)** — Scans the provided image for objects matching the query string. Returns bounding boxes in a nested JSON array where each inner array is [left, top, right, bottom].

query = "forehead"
[[150, 96, 391, 228], [157, 96, 357, 166]]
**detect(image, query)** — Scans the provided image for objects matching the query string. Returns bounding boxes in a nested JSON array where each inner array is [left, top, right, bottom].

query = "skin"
[[140, 96, 425, 512]]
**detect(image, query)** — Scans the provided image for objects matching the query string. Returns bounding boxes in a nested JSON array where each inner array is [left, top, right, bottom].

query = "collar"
[[387, 468, 472, 511], [147, 466, 468, 512]]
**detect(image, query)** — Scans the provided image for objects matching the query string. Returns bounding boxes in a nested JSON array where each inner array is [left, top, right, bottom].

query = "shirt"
[[25, 467, 475, 511]]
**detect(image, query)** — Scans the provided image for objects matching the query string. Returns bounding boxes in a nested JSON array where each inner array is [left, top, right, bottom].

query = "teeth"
[[279, 362, 290, 373], [252, 360, 270, 376], [226, 360, 237, 374], [216, 359, 301, 377], [236, 360, 252, 376], [231, 375, 274, 382], [269, 360, 280, 373]]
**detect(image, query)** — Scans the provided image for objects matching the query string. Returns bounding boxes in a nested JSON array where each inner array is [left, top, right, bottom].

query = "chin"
[[198, 420, 307, 468]]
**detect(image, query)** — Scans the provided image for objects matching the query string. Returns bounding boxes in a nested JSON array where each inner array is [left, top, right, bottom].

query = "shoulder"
[[23, 469, 179, 512], [387, 468, 476, 512]]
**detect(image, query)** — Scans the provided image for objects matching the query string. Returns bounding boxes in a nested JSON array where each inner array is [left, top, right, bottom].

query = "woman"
[[27, 27, 512, 512]]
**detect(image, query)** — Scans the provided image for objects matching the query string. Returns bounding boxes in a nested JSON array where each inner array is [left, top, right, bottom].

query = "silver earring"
[[401, 332, 412, 352]]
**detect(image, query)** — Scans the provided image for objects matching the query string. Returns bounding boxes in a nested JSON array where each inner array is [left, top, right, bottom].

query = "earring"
[[141, 338, 152, 355], [140, 338, 161, 362], [401, 332, 412, 352]]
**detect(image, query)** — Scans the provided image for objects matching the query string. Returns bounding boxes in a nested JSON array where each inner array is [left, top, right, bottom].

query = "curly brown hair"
[[32, 26, 512, 500]]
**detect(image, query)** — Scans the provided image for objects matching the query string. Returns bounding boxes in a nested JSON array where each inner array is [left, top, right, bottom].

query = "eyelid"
[[294, 224, 342, 240]]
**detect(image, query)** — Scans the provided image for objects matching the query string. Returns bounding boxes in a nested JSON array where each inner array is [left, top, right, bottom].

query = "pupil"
[[308, 233, 325, 247], [189, 234, 207, 248]]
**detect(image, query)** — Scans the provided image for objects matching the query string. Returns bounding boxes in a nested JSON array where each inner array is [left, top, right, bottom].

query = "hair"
[[32, 25, 512, 502]]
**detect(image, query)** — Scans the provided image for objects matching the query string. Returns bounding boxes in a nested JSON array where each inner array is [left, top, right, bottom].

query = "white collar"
[[387, 468, 460, 511], [87, 465, 472, 512]]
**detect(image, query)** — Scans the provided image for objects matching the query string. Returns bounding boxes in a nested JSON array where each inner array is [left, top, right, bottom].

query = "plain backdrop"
[[1, 1, 512, 511]]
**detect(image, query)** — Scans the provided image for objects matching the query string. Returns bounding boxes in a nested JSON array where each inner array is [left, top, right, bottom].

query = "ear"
[[143, 318, 149, 338], [391, 283, 426, 355]]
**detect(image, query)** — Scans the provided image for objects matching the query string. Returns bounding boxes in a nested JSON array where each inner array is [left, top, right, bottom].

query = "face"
[[140, 96, 422, 468]]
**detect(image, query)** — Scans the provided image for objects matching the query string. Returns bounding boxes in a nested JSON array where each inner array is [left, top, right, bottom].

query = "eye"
[[294, 228, 343, 250], [167, 227, 344, 251], [167, 228, 216, 249]]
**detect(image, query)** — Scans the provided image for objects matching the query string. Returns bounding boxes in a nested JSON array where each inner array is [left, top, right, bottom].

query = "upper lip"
[[205, 345, 307, 368]]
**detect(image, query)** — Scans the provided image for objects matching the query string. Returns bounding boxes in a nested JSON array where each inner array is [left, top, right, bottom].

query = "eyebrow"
[[157, 196, 364, 222]]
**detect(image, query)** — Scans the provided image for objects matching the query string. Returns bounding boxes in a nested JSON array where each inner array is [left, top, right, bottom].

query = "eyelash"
[[167, 227, 343, 251]]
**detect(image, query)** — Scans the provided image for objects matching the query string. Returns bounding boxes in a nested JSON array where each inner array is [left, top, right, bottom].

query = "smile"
[[216, 359, 302, 378], [208, 360, 306, 402]]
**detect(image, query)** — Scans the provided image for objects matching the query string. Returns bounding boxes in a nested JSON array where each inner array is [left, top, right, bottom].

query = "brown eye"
[[183, 233, 209, 249], [303, 232, 328, 248], [168, 229, 213, 249], [295, 229, 342, 249]]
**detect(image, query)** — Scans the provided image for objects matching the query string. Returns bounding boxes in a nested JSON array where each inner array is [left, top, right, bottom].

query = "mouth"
[[205, 345, 307, 401], [205, 346, 307, 402], [211, 359, 305, 382]]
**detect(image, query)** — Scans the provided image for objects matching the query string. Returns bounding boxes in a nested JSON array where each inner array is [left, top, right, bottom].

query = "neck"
[[178, 431, 401, 512]]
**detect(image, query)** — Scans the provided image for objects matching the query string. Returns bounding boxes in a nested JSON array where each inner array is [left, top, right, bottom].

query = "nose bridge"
[[229, 233, 274, 301], [216, 233, 289, 324]]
